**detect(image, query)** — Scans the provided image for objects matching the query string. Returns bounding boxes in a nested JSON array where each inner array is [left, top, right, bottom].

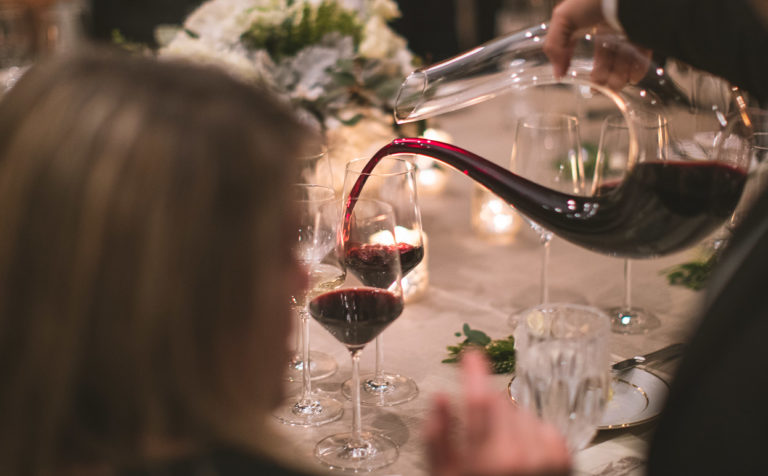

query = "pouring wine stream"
[[345, 137, 747, 259]]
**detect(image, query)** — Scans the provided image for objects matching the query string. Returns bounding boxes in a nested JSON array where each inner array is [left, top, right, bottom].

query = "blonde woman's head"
[[0, 48, 308, 473]]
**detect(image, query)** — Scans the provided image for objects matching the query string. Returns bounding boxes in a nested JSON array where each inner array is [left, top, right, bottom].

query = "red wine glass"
[[286, 147, 339, 382], [508, 113, 585, 325], [310, 198, 404, 471], [594, 113, 668, 334], [273, 185, 344, 426], [341, 156, 423, 406]]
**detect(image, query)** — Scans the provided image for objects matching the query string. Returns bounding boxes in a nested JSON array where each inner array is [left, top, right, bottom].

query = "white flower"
[[159, 33, 275, 83], [159, 0, 415, 138], [358, 16, 406, 60], [367, 0, 400, 20], [184, 0, 264, 46], [325, 107, 396, 182]]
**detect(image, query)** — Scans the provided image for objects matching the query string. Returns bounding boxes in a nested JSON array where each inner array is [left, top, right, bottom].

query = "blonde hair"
[[0, 49, 307, 474]]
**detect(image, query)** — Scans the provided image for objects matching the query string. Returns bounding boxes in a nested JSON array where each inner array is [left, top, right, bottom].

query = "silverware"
[[611, 343, 685, 373]]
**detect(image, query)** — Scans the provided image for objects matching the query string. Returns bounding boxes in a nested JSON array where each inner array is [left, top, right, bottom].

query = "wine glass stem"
[[299, 309, 313, 403], [623, 259, 632, 311], [374, 335, 384, 381], [540, 236, 551, 305], [294, 313, 302, 357], [351, 349, 363, 443]]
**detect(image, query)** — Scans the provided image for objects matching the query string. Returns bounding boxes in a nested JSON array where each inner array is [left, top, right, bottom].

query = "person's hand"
[[544, 0, 607, 78], [544, 0, 651, 90], [424, 351, 571, 476]]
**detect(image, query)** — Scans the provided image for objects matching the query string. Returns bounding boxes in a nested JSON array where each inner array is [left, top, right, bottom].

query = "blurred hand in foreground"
[[424, 351, 571, 476]]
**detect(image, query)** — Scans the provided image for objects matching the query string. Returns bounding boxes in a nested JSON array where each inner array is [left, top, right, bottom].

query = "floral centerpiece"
[[158, 0, 416, 180]]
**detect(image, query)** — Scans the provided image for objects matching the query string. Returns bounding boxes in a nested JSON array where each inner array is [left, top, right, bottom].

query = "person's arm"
[[618, 0, 768, 103], [545, 0, 768, 102]]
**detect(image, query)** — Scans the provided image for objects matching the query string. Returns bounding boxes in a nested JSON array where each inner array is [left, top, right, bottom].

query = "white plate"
[[507, 368, 669, 430]]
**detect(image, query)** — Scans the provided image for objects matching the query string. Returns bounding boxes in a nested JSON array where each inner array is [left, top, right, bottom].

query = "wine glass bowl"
[[287, 146, 339, 382], [508, 113, 584, 324], [341, 156, 423, 406], [297, 144, 335, 190], [595, 113, 668, 334], [309, 198, 404, 471]]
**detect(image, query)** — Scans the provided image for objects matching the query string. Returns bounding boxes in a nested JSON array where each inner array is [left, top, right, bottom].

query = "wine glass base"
[[314, 431, 398, 472], [273, 395, 344, 427], [608, 306, 661, 335], [285, 351, 338, 382], [341, 372, 419, 406]]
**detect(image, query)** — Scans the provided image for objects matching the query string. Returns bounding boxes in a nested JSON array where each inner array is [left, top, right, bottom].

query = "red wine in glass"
[[345, 242, 425, 288], [310, 288, 404, 351]]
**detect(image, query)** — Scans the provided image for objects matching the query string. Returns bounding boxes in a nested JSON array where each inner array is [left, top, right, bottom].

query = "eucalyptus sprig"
[[662, 252, 717, 291], [442, 324, 516, 374]]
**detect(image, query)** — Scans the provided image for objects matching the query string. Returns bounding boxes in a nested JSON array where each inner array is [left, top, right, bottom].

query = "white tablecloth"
[[276, 94, 708, 476]]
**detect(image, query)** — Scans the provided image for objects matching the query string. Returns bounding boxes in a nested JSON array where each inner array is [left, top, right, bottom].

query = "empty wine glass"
[[508, 113, 584, 325], [341, 156, 423, 406], [273, 185, 344, 426], [514, 303, 610, 451], [286, 146, 339, 382], [309, 198, 404, 471], [594, 113, 669, 334], [297, 144, 335, 189]]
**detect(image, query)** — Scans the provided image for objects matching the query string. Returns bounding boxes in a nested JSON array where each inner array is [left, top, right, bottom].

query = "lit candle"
[[413, 128, 451, 195], [471, 185, 521, 243]]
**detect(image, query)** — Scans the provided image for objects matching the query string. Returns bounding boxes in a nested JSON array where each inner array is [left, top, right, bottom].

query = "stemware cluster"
[[277, 151, 425, 471]]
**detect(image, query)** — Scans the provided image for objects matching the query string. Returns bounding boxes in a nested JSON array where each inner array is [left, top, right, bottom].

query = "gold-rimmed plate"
[[507, 368, 669, 430]]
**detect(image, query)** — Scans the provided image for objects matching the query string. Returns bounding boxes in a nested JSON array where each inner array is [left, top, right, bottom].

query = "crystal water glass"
[[514, 303, 609, 451]]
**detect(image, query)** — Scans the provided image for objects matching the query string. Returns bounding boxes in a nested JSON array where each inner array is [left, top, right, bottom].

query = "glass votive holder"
[[471, 184, 521, 244], [413, 155, 448, 195], [402, 231, 429, 303]]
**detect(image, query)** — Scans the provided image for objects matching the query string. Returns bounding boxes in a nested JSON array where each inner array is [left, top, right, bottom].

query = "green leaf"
[[443, 324, 515, 374], [662, 251, 717, 291], [338, 113, 364, 126], [240, 0, 363, 59], [463, 324, 491, 346]]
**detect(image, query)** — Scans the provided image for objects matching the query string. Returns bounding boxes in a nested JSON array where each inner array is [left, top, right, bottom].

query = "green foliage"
[[442, 324, 516, 374], [663, 252, 717, 291], [110, 29, 151, 54], [241, 0, 363, 59], [552, 142, 600, 181], [580, 142, 600, 179]]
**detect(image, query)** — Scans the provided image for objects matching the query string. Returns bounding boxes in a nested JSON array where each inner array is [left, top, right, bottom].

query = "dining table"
[[274, 88, 717, 476]]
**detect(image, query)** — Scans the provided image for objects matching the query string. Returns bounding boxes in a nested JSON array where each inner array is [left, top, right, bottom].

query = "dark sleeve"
[[647, 187, 768, 475], [619, 0, 768, 103], [90, 0, 203, 46]]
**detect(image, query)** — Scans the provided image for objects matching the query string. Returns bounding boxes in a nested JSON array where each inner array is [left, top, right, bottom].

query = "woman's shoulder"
[[122, 446, 319, 476]]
